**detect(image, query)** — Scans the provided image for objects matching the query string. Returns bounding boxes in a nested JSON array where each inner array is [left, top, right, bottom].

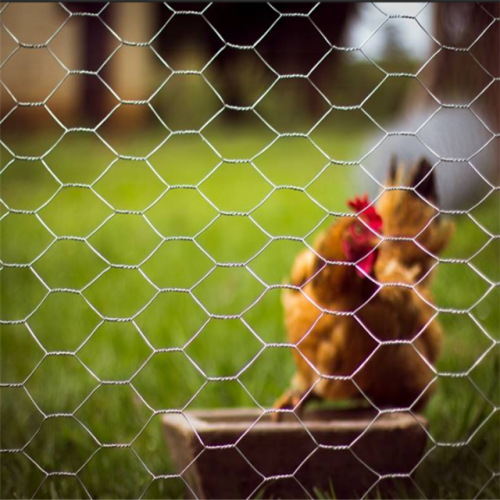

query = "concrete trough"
[[162, 408, 428, 499]]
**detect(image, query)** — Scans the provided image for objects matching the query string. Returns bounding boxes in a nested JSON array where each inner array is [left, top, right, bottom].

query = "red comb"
[[347, 193, 370, 213], [347, 193, 383, 233]]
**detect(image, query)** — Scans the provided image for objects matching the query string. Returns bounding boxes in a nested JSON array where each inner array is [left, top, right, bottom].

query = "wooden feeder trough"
[[162, 408, 428, 499]]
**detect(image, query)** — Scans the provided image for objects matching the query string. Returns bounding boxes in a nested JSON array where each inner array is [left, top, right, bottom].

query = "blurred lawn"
[[1, 129, 499, 499]]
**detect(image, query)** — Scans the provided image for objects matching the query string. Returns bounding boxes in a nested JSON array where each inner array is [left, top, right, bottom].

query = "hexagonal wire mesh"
[[0, 2, 499, 499]]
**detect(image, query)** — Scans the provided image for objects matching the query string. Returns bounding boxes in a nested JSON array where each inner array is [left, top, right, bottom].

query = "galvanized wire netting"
[[1, 2, 499, 499]]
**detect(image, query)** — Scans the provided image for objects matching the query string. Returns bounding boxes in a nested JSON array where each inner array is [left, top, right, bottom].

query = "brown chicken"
[[274, 160, 453, 417]]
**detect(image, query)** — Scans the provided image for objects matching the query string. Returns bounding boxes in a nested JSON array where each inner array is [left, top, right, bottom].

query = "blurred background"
[[1, 3, 499, 499], [1, 3, 498, 205]]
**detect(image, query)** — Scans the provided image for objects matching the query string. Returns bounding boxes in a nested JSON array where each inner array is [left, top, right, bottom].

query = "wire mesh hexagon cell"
[[0, 2, 499, 499]]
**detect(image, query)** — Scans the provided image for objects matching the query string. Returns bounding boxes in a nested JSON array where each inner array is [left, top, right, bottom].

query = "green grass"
[[1, 129, 499, 499]]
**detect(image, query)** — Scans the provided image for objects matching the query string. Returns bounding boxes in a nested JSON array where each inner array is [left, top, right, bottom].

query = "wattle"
[[356, 251, 376, 278]]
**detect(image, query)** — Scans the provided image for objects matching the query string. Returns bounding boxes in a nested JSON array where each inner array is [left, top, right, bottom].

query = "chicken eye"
[[353, 223, 364, 236]]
